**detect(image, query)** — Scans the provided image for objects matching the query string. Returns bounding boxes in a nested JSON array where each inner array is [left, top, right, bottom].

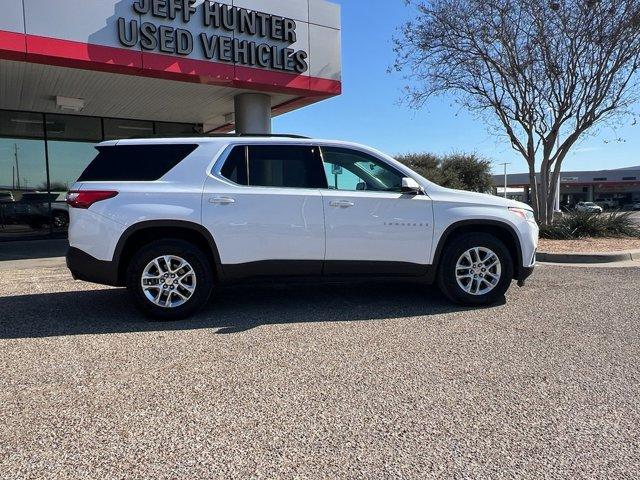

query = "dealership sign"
[[117, 0, 309, 74]]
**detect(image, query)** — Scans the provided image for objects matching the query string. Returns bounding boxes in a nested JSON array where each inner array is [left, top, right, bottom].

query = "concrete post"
[[234, 93, 272, 134]]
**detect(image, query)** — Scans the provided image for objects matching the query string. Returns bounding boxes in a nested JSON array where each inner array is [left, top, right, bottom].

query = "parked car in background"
[[0, 191, 69, 230], [66, 135, 539, 320], [0, 191, 15, 203], [20, 192, 70, 229], [595, 199, 617, 210], [632, 202, 640, 211], [575, 202, 603, 214]]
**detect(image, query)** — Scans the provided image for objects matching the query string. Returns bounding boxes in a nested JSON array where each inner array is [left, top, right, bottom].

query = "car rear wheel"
[[126, 239, 213, 320], [437, 233, 514, 306], [52, 211, 69, 229]]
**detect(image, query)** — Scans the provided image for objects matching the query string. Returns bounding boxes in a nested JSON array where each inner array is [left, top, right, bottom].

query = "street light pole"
[[14, 143, 21, 190], [497, 162, 511, 199]]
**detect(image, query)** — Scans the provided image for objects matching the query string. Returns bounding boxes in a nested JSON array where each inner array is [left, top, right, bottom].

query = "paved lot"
[[0, 264, 639, 479]]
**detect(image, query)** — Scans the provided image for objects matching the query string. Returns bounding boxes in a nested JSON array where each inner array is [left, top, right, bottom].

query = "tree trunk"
[[538, 168, 550, 225], [527, 161, 540, 221], [547, 166, 563, 224]]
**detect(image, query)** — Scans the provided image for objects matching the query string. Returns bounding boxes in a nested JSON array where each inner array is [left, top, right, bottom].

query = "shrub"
[[539, 211, 640, 240], [395, 152, 494, 193]]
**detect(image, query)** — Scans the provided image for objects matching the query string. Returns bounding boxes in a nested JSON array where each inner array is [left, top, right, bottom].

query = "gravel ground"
[[0, 264, 639, 479], [538, 237, 640, 253]]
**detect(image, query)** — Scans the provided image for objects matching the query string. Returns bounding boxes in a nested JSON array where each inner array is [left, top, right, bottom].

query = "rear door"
[[202, 144, 327, 277], [320, 146, 434, 275]]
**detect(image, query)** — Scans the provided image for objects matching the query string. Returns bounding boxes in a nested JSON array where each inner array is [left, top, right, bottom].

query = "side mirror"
[[401, 177, 422, 194]]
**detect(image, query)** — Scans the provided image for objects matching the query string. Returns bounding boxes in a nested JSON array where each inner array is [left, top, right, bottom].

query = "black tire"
[[52, 211, 69, 229], [126, 239, 214, 321], [436, 232, 514, 306]]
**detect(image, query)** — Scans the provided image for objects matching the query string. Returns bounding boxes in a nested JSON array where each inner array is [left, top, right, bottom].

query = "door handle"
[[209, 196, 236, 205], [329, 200, 355, 208]]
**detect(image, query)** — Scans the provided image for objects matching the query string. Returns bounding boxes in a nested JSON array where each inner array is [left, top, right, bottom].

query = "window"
[[0, 111, 50, 238], [103, 118, 154, 140], [78, 144, 197, 181], [220, 146, 248, 185], [220, 145, 326, 189], [0, 109, 206, 240], [321, 147, 404, 192], [46, 114, 103, 192], [0, 110, 44, 139], [249, 145, 325, 188], [623, 176, 637, 181], [593, 177, 607, 181], [155, 122, 198, 136]]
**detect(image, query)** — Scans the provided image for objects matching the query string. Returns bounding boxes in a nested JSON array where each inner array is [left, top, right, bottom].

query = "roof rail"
[[121, 133, 311, 140], [235, 133, 311, 139], [202, 133, 311, 139]]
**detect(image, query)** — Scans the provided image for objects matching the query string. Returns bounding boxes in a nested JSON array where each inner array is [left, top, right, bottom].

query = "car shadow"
[[0, 280, 503, 339]]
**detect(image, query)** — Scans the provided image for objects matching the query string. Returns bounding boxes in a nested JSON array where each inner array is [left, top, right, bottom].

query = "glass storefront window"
[[45, 114, 103, 233], [0, 110, 200, 240], [103, 118, 154, 140], [46, 114, 102, 143], [155, 122, 198, 136], [0, 111, 50, 239], [46, 114, 102, 191], [0, 110, 44, 139]]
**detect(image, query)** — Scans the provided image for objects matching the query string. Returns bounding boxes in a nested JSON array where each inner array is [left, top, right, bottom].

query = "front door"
[[202, 144, 327, 277], [320, 146, 433, 275]]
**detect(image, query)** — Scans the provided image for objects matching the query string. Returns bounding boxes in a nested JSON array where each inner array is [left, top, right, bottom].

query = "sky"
[[273, 0, 640, 175]]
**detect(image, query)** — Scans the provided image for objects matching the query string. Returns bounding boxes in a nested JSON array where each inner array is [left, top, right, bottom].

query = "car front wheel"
[[437, 233, 514, 306], [126, 239, 214, 320]]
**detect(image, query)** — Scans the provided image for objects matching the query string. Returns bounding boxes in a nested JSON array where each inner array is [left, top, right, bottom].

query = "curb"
[[537, 249, 640, 264]]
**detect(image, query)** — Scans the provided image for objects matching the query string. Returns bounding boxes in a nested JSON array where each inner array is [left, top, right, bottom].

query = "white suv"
[[66, 136, 538, 320]]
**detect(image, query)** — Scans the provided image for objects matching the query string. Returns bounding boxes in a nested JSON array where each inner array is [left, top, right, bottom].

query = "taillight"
[[66, 191, 118, 209]]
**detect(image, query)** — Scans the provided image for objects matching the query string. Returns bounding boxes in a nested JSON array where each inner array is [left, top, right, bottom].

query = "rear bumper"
[[66, 247, 120, 287]]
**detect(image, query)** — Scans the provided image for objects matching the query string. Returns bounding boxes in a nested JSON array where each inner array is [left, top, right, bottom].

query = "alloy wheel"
[[455, 247, 502, 296], [141, 255, 197, 308]]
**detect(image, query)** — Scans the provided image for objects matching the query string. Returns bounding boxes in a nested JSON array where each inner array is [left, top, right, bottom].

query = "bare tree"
[[395, 0, 640, 224]]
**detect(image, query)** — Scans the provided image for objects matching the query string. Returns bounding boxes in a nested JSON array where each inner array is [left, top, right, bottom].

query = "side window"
[[78, 144, 197, 182], [248, 145, 326, 188], [321, 147, 404, 192], [220, 146, 248, 185], [219, 144, 326, 189]]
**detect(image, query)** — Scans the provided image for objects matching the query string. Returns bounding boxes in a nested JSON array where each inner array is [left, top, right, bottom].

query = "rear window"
[[78, 144, 198, 182]]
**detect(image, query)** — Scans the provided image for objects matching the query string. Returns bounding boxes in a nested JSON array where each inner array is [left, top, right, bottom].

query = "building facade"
[[0, 0, 341, 241], [493, 166, 640, 209]]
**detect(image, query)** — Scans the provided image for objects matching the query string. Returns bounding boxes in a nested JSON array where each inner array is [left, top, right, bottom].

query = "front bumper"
[[66, 247, 120, 287], [517, 265, 535, 287]]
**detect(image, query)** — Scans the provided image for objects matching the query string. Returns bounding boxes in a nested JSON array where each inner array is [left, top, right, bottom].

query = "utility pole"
[[497, 162, 511, 199], [13, 143, 21, 190]]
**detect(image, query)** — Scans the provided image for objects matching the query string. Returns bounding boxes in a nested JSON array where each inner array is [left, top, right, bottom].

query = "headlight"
[[509, 207, 536, 224]]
